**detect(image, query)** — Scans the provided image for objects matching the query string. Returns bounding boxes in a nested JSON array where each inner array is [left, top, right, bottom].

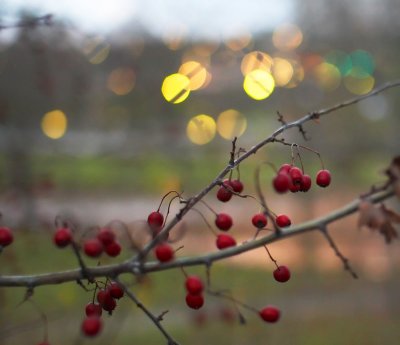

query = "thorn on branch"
[[320, 226, 358, 279], [229, 137, 238, 166], [297, 124, 310, 141], [277, 111, 287, 126]]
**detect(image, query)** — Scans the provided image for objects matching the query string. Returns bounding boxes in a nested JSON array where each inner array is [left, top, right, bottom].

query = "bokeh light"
[[41, 110, 68, 139], [313, 62, 341, 91], [272, 23, 303, 51], [271, 57, 293, 87], [357, 94, 390, 121], [178, 61, 208, 90], [241, 51, 273, 76], [225, 33, 252, 51], [107, 68, 135, 95], [217, 109, 247, 140], [83, 36, 110, 64], [344, 75, 375, 95], [186, 114, 216, 145], [285, 59, 304, 88], [161, 73, 190, 103], [243, 69, 275, 100], [325, 50, 352, 76], [349, 50, 375, 78]]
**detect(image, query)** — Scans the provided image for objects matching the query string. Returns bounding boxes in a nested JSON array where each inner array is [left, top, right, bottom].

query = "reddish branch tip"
[[252, 213, 268, 229], [185, 276, 204, 295], [82, 316, 102, 337], [0, 226, 14, 247], [216, 234, 237, 249], [154, 243, 174, 262], [53, 227, 72, 248], [273, 265, 291, 283], [215, 213, 233, 231], [259, 306, 280, 323], [316, 169, 331, 187], [185, 293, 204, 309]]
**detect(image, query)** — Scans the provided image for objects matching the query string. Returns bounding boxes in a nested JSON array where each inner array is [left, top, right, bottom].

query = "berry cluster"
[[82, 281, 124, 337], [185, 275, 205, 309], [83, 228, 122, 258]]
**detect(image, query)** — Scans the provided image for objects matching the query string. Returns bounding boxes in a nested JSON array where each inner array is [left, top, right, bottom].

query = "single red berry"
[[216, 186, 232, 202], [185, 293, 204, 309], [300, 174, 312, 192], [215, 213, 233, 231], [276, 214, 291, 228], [147, 211, 164, 234], [101, 295, 117, 312], [289, 166, 303, 185], [108, 282, 124, 299], [278, 163, 292, 174], [97, 228, 115, 246], [289, 178, 301, 193], [273, 265, 291, 282], [316, 169, 331, 187], [155, 243, 174, 262], [273, 173, 290, 193], [83, 238, 103, 257], [81, 316, 102, 337], [53, 228, 72, 248], [85, 302, 103, 317], [259, 306, 280, 323], [0, 227, 13, 247], [216, 234, 236, 250], [251, 213, 268, 229], [96, 289, 110, 305], [230, 179, 244, 193], [185, 276, 204, 295], [105, 241, 121, 257]]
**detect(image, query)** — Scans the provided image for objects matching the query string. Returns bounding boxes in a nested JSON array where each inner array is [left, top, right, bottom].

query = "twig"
[[319, 225, 358, 279], [114, 278, 179, 345]]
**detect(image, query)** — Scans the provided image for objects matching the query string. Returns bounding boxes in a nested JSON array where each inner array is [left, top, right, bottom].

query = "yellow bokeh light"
[[178, 61, 208, 90], [225, 33, 252, 51], [272, 23, 303, 51], [344, 75, 375, 95], [107, 68, 135, 95], [217, 109, 247, 140], [241, 51, 273, 76], [285, 60, 304, 88], [313, 62, 341, 91], [83, 36, 110, 64], [243, 69, 275, 100], [41, 110, 67, 139], [186, 114, 216, 145], [271, 58, 293, 87], [161, 73, 190, 103]]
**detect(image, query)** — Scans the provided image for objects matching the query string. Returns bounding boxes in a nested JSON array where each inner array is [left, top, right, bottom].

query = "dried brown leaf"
[[379, 221, 398, 244], [358, 201, 386, 229], [381, 204, 400, 224], [386, 156, 400, 181]]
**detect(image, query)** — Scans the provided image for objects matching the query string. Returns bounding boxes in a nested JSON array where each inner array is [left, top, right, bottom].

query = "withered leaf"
[[386, 156, 400, 181], [358, 200, 386, 229], [379, 221, 398, 244], [380, 204, 400, 224]]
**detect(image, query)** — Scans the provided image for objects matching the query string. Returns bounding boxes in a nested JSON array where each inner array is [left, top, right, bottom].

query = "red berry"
[[185, 276, 204, 295], [273, 265, 291, 282], [85, 302, 102, 317], [230, 179, 244, 193], [108, 282, 124, 299], [300, 174, 312, 192], [251, 213, 268, 229], [155, 243, 174, 262], [216, 234, 236, 249], [83, 238, 103, 257], [278, 163, 292, 174], [289, 167, 303, 185], [276, 215, 291, 228], [289, 178, 301, 193], [185, 293, 204, 309], [316, 169, 331, 187], [105, 241, 121, 257], [215, 213, 233, 231], [259, 306, 280, 323], [216, 186, 232, 202], [81, 316, 102, 337], [102, 295, 117, 312], [273, 173, 290, 193], [53, 228, 72, 248], [147, 211, 164, 234], [97, 228, 115, 246], [96, 289, 109, 305], [0, 227, 13, 247]]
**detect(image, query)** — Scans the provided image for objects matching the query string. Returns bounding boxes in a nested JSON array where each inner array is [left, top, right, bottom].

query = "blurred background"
[[0, 0, 399, 344]]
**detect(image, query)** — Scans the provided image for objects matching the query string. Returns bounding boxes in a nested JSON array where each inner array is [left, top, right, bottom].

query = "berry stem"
[[156, 191, 182, 212], [263, 245, 279, 269], [190, 208, 218, 236], [207, 289, 258, 313]]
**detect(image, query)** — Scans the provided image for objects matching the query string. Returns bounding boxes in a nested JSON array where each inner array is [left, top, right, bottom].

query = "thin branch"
[[0, 187, 393, 288], [114, 278, 179, 345], [319, 226, 358, 279]]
